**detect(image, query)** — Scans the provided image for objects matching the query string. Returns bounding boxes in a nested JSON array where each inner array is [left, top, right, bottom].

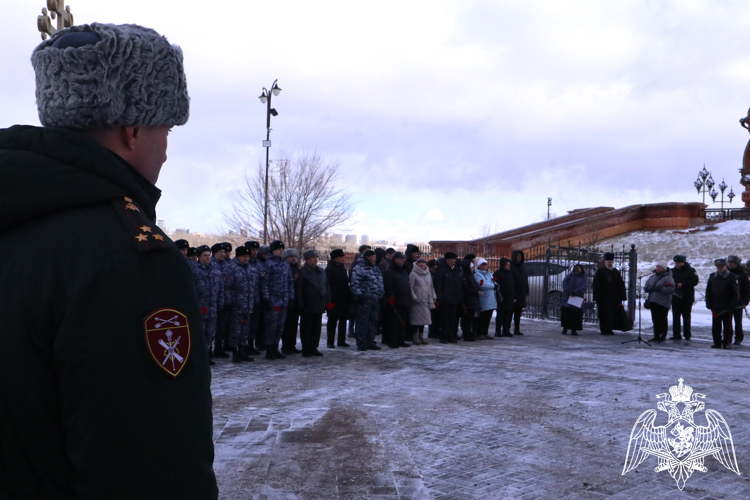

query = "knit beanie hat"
[[656, 261, 668, 271], [32, 23, 189, 129]]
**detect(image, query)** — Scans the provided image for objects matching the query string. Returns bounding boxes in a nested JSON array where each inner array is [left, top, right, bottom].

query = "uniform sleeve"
[[287, 267, 295, 304], [705, 276, 713, 310], [261, 263, 270, 302], [351, 266, 362, 296], [57, 249, 217, 499], [296, 270, 305, 311], [731, 276, 740, 311], [433, 271, 443, 300], [685, 270, 699, 289]]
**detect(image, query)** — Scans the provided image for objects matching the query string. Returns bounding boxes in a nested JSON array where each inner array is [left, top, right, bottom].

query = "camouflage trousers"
[[265, 306, 288, 349], [202, 315, 217, 350], [228, 310, 252, 349]]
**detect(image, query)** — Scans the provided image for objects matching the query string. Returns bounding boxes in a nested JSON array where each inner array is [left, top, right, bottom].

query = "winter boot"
[[265, 347, 275, 360], [561, 328, 568, 335], [231, 347, 242, 363], [238, 345, 253, 361], [412, 331, 421, 345], [419, 330, 428, 345], [274, 347, 286, 359]]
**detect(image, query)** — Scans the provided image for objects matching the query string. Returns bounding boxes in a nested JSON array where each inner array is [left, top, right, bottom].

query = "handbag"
[[643, 293, 651, 310]]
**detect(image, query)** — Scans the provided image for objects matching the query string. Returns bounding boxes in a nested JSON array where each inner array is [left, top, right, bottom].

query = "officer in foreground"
[[0, 23, 217, 498]]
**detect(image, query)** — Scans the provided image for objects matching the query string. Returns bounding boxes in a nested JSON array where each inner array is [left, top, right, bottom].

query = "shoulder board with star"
[[111, 196, 168, 253]]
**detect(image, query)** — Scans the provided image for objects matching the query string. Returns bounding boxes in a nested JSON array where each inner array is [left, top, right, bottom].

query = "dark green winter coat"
[[0, 126, 217, 499], [671, 262, 699, 304]]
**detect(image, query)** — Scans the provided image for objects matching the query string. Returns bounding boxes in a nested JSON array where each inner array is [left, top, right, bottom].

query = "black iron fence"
[[705, 208, 750, 222]]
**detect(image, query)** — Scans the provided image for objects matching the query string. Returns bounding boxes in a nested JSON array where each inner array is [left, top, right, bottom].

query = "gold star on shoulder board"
[[140, 225, 152, 233], [153, 234, 164, 241], [135, 234, 148, 242], [125, 203, 140, 212]]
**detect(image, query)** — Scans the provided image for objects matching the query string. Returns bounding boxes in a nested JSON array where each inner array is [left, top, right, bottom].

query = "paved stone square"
[[211, 319, 750, 499]]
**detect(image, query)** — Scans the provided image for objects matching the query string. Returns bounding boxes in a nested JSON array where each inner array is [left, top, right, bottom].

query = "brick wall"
[[430, 202, 706, 255]]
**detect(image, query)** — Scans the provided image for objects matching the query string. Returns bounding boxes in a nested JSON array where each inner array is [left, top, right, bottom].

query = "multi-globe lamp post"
[[693, 165, 715, 205], [258, 80, 281, 244], [710, 179, 735, 210]]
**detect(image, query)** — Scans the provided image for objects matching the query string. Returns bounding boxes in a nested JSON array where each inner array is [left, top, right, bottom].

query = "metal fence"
[[318, 242, 638, 325], [705, 208, 750, 222]]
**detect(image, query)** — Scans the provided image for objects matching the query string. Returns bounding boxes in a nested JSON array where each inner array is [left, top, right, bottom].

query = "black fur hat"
[[269, 240, 285, 252], [673, 255, 687, 263], [174, 239, 189, 250], [187, 247, 196, 257], [245, 241, 260, 249], [196, 245, 211, 256], [330, 249, 345, 259], [235, 246, 250, 257], [210, 243, 224, 254], [444, 252, 458, 259], [223, 242, 232, 253]]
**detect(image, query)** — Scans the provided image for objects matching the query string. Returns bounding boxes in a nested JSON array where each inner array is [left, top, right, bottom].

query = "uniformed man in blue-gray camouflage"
[[228, 246, 260, 362], [351, 249, 385, 351], [193, 245, 224, 364], [261, 240, 295, 359], [211, 242, 236, 357]]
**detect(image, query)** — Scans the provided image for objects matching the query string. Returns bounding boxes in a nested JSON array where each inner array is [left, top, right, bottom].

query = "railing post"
[[628, 244, 637, 321], [542, 245, 551, 320]]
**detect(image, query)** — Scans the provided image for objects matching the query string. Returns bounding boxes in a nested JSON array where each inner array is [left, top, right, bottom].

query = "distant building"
[[175, 228, 190, 234], [345, 234, 357, 244], [157, 219, 166, 230], [360, 234, 370, 245]]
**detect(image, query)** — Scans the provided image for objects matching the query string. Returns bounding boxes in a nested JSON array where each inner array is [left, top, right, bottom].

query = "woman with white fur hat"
[[474, 258, 497, 339]]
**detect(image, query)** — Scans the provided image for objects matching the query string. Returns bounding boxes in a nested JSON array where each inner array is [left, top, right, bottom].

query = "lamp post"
[[712, 179, 735, 210], [693, 165, 715, 205], [258, 79, 281, 244], [547, 197, 552, 220]]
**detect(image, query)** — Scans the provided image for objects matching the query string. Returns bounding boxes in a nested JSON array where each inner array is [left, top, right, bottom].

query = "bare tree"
[[225, 150, 354, 251], [472, 220, 503, 239]]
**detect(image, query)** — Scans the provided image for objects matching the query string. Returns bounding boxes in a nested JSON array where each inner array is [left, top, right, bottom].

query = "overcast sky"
[[3, 1, 750, 243]]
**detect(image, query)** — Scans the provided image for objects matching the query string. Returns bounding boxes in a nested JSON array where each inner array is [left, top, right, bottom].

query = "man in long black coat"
[[433, 253, 463, 343], [592, 252, 627, 335], [727, 255, 750, 345], [325, 249, 351, 347], [296, 250, 331, 356], [281, 248, 302, 354], [0, 24, 217, 498], [706, 258, 739, 348], [382, 252, 413, 348], [670, 254, 699, 340], [510, 250, 529, 335], [493, 258, 516, 337]]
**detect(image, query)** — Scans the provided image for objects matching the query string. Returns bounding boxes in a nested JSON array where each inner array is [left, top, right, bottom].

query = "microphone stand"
[[622, 274, 651, 346]]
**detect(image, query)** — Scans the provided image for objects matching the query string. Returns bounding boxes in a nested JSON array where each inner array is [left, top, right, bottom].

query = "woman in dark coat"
[[493, 258, 516, 337], [510, 250, 529, 335], [460, 260, 481, 341], [561, 264, 587, 335]]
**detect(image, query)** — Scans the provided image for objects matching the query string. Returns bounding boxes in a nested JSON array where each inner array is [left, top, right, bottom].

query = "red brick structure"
[[430, 202, 706, 256]]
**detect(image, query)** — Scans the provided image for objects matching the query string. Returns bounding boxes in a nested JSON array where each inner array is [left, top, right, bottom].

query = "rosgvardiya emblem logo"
[[623, 379, 740, 489]]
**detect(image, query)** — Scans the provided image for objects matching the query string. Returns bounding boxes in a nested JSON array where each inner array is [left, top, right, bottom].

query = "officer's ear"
[[120, 127, 139, 151]]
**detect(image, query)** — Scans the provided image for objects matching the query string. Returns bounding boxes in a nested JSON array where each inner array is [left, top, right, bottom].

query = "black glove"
[[355, 295, 366, 305]]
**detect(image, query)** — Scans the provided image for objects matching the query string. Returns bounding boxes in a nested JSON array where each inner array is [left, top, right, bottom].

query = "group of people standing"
[[640, 254, 748, 349], [175, 240, 535, 363]]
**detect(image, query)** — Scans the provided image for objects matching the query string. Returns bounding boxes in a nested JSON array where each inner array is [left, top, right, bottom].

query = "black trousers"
[[251, 308, 265, 349], [671, 300, 693, 338], [282, 308, 299, 351], [712, 311, 733, 346], [597, 303, 616, 334], [215, 305, 233, 349], [326, 307, 347, 345], [496, 308, 512, 335], [461, 308, 478, 340], [428, 309, 441, 338], [650, 303, 669, 337], [385, 306, 408, 345], [439, 305, 459, 341], [732, 308, 744, 344], [474, 310, 494, 336], [511, 307, 524, 333], [299, 313, 323, 353]]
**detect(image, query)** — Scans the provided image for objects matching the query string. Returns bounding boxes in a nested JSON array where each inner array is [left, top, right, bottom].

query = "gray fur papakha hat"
[[32, 23, 189, 129]]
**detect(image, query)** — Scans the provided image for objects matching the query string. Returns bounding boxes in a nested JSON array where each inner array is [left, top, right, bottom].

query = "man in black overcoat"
[[706, 258, 739, 349], [670, 254, 699, 340], [296, 250, 331, 356], [727, 255, 750, 345], [0, 23, 217, 498], [592, 252, 627, 335], [433, 253, 463, 343], [510, 250, 529, 335], [382, 252, 413, 348], [325, 249, 351, 347]]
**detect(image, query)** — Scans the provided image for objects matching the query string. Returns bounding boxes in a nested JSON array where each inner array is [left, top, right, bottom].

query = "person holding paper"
[[561, 265, 588, 335]]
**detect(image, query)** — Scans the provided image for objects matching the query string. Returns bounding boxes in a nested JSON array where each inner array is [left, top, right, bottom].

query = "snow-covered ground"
[[601, 220, 750, 328]]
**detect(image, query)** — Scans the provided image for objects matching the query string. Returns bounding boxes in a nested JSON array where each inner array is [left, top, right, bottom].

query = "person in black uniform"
[[0, 23, 217, 498], [509, 250, 529, 335], [325, 249, 351, 348], [706, 258, 739, 349], [670, 254, 699, 340], [493, 258, 517, 337], [175, 238, 190, 256], [727, 255, 750, 345]]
